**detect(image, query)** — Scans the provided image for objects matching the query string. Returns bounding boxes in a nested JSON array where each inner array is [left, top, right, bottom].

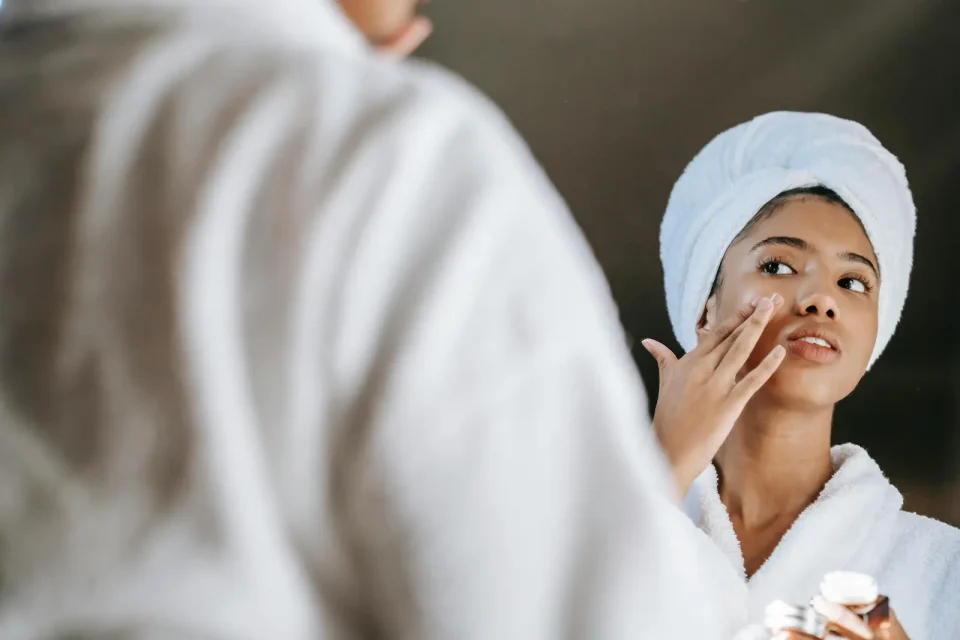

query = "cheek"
[[717, 284, 788, 364], [717, 281, 782, 321], [849, 306, 880, 361]]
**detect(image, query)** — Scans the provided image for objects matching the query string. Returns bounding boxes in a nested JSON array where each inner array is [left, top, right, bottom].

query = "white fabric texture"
[[0, 0, 366, 53], [682, 445, 960, 639], [0, 1, 725, 639], [660, 112, 916, 369]]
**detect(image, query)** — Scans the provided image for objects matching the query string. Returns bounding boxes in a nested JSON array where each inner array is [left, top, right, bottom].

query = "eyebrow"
[[750, 236, 879, 280]]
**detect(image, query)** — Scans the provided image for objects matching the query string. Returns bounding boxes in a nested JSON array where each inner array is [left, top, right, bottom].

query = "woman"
[[643, 112, 960, 639]]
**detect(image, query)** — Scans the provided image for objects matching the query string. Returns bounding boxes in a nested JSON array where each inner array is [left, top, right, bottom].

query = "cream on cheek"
[[717, 280, 775, 324], [716, 280, 786, 360]]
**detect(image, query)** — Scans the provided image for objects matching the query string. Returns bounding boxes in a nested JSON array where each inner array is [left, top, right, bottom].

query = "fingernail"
[[774, 345, 785, 357], [770, 292, 782, 305], [641, 339, 653, 349], [757, 297, 772, 311]]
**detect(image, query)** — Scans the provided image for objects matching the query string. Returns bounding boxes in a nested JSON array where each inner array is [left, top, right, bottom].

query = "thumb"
[[812, 596, 874, 640], [641, 339, 678, 374]]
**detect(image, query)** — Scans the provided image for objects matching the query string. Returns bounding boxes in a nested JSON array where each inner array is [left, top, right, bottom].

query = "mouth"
[[785, 328, 841, 364], [797, 336, 833, 349]]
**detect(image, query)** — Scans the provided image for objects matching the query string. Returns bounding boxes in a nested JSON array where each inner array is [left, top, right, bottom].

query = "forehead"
[[736, 196, 877, 264]]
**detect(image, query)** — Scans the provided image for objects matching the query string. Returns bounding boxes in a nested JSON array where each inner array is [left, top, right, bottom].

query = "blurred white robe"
[[0, 1, 724, 638], [684, 444, 960, 639]]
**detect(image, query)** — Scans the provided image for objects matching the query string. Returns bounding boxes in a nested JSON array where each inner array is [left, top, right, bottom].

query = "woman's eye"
[[840, 278, 867, 293], [761, 261, 793, 276]]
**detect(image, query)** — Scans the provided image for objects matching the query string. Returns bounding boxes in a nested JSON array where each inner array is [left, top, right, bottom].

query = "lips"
[[785, 327, 841, 364]]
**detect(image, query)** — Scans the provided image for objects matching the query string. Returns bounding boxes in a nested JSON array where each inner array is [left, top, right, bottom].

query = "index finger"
[[693, 298, 762, 354]]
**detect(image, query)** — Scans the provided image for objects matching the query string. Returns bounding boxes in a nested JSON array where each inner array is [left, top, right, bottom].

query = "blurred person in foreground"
[[0, 1, 724, 638]]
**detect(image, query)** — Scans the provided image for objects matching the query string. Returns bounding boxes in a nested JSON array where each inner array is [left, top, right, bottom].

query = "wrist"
[[671, 466, 697, 499], [663, 448, 698, 499], [653, 426, 696, 498]]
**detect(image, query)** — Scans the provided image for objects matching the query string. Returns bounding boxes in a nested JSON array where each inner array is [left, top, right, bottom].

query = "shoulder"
[[896, 510, 960, 549], [880, 512, 960, 638], [112, 23, 573, 252], [913, 515, 960, 638], [894, 512, 960, 600], [114, 9, 533, 176], [170, 33, 618, 342], [276, 54, 596, 289], [891, 511, 960, 577], [176, 40, 555, 218], [153, 25, 618, 336]]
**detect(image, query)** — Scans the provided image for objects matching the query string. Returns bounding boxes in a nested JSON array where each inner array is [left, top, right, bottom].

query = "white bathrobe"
[[0, 1, 725, 638], [683, 444, 960, 639]]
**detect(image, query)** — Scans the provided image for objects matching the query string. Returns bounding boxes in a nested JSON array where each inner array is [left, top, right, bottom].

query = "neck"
[[715, 397, 835, 528]]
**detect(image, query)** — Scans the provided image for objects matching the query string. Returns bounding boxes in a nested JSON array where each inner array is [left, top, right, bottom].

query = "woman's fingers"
[[641, 339, 678, 376], [731, 344, 785, 403], [715, 295, 779, 377], [711, 293, 783, 364], [878, 610, 909, 640], [694, 299, 759, 355], [812, 596, 875, 640]]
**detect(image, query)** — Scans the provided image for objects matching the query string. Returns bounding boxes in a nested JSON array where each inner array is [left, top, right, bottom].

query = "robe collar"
[[684, 444, 904, 622]]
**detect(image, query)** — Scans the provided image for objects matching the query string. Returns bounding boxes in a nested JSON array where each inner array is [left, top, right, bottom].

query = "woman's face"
[[701, 196, 880, 409]]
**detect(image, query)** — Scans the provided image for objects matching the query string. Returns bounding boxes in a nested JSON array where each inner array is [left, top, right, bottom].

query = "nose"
[[795, 286, 840, 321]]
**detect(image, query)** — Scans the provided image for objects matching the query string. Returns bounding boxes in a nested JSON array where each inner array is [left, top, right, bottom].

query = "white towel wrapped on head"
[[660, 112, 916, 369]]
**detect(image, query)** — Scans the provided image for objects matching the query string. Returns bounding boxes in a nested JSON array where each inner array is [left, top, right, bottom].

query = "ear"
[[697, 294, 720, 342]]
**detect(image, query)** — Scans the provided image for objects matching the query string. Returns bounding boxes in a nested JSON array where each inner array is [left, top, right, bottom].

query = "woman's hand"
[[641, 293, 786, 496], [812, 596, 910, 639]]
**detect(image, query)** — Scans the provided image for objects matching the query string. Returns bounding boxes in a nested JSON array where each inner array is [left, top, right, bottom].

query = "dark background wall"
[[418, 0, 960, 524]]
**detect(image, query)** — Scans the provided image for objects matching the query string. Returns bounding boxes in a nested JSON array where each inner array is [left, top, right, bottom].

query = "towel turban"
[[660, 111, 916, 369]]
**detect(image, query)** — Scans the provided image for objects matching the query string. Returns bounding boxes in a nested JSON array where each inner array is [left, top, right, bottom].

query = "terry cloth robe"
[[683, 444, 960, 639], [0, 0, 725, 638]]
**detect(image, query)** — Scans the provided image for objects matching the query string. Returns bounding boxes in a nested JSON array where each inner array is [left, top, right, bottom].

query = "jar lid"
[[820, 571, 878, 606], [765, 601, 828, 637]]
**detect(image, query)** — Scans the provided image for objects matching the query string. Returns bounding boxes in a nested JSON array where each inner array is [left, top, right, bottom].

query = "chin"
[[340, 2, 413, 41], [759, 361, 858, 410]]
